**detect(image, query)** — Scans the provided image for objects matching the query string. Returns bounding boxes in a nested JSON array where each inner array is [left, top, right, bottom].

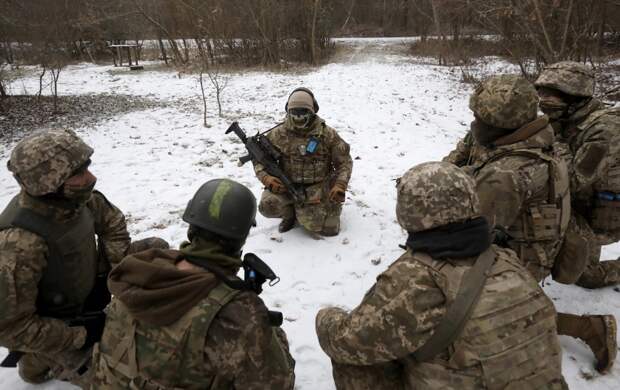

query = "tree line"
[[1, 1, 619, 77]]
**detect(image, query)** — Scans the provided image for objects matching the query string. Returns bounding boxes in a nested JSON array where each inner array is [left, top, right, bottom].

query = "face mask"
[[62, 168, 97, 206], [470, 118, 512, 147], [63, 180, 96, 205], [288, 108, 313, 129], [539, 98, 569, 120]]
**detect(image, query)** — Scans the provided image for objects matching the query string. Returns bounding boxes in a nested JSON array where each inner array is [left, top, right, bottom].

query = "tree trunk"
[[430, 0, 445, 65], [182, 38, 190, 63], [51, 67, 61, 113], [310, 0, 320, 65], [158, 38, 168, 64], [37, 66, 47, 101], [199, 71, 208, 127]]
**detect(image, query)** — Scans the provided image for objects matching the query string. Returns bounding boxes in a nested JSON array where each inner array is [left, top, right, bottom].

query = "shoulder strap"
[[412, 247, 496, 362], [1, 198, 55, 239]]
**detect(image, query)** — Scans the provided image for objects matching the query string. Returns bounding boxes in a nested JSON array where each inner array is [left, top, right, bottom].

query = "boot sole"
[[596, 315, 617, 373]]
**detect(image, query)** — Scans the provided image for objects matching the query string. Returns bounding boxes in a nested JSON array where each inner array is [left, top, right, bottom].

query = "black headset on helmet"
[[285, 87, 319, 113]]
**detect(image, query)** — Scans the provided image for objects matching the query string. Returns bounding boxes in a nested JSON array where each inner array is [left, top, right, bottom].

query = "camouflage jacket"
[[0, 191, 130, 355], [316, 246, 565, 389], [254, 116, 353, 186], [442, 131, 480, 167], [554, 100, 620, 230], [468, 123, 570, 281], [93, 250, 295, 390]]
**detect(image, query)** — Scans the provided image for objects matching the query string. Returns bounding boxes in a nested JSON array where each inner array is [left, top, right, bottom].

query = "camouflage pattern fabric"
[[442, 131, 476, 167], [18, 349, 93, 387], [255, 115, 352, 234], [469, 75, 538, 130], [552, 100, 620, 287], [0, 191, 130, 383], [316, 246, 566, 389], [469, 124, 568, 281], [92, 252, 295, 390], [7, 129, 93, 196], [254, 116, 352, 185], [535, 61, 595, 98], [395, 161, 480, 232], [259, 181, 342, 235]]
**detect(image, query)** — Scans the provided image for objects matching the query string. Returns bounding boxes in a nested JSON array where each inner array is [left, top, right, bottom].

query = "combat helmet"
[[535, 61, 595, 98], [183, 179, 257, 241], [7, 129, 94, 196], [469, 74, 538, 129], [396, 162, 480, 232]]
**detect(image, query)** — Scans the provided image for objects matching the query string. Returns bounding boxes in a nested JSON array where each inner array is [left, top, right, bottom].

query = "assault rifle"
[[226, 122, 305, 204], [198, 252, 283, 327], [0, 311, 106, 368]]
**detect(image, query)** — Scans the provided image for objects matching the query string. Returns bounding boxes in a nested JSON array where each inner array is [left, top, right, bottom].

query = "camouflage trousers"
[[568, 214, 620, 289], [18, 347, 92, 387], [259, 182, 343, 235], [330, 361, 404, 390], [576, 243, 620, 288]]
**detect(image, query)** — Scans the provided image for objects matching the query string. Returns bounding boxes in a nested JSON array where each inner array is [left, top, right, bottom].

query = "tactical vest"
[[95, 282, 240, 389], [578, 108, 620, 236], [475, 148, 570, 281], [407, 248, 565, 389], [0, 195, 98, 318], [277, 124, 332, 185]]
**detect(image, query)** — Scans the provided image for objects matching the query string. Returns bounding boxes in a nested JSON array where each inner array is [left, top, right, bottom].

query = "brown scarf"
[[108, 248, 220, 326]]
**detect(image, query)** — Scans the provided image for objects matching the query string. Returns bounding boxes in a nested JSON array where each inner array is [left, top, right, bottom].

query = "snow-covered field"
[[1, 39, 619, 389]]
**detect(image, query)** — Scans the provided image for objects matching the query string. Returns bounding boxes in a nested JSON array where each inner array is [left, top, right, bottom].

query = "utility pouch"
[[552, 215, 589, 284], [527, 205, 560, 241]]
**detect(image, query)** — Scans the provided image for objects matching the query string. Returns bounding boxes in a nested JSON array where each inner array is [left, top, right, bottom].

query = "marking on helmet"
[[209, 180, 233, 220]]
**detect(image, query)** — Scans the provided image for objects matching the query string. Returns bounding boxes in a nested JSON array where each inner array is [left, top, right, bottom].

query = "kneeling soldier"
[[92, 179, 295, 389], [255, 88, 353, 236], [316, 162, 567, 390]]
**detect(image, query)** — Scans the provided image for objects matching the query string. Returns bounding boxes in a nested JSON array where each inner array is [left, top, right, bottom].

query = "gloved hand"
[[329, 181, 347, 203], [262, 175, 286, 194], [79, 314, 106, 351]]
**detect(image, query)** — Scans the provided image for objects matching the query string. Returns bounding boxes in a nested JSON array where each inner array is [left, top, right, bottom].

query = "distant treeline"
[[1, 0, 620, 68]]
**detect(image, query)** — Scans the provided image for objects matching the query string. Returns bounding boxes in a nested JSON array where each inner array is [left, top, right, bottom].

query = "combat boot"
[[278, 217, 296, 233], [557, 312, 617, 373]]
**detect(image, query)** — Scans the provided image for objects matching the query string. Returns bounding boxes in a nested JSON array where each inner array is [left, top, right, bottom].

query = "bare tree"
[[206, 65, 230, 118], [198, 69, 209, 127]]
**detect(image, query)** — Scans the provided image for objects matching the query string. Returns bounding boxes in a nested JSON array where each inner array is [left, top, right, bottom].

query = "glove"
[[329, 181, 347, 203], [78, 314, 106, 351], [262, 175, 286, 194]]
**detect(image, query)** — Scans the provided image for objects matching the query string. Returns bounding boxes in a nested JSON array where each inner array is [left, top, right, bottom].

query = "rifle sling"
[[492, 116, 549, 147], [412, 247, 496, 362]]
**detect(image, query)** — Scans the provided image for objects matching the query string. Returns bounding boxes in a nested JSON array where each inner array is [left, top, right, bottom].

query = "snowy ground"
[[1, 39, 619, 389]]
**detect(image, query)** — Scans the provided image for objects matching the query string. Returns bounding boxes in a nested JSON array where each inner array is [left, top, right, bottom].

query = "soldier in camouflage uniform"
[[92, 179, 295, 390], [316, 161, 566, 390], [535, 61, 620, 289], [255, 88, 353, 236], [0, 129, 167, 386], [464, 74, 616, 373]]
